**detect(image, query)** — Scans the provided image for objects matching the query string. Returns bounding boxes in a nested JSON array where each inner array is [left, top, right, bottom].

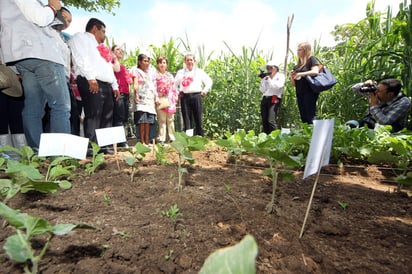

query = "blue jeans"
[[16, 59, 71, 148]]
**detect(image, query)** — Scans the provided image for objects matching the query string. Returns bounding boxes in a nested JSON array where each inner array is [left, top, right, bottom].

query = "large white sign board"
[[95, 126, 126, 147], [38, 133, 89, 160], [303, 119, 334, 179]]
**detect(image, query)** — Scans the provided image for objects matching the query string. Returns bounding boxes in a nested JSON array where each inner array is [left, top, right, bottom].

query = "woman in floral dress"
[[130, 53, 157, 145], [154, 56, 178, 144]]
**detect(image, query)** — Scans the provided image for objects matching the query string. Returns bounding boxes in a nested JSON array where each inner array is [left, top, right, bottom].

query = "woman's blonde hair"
[[297, 42, 312, 69]]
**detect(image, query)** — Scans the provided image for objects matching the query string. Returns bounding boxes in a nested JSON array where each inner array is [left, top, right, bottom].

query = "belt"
[[183, 92, 201, 96]]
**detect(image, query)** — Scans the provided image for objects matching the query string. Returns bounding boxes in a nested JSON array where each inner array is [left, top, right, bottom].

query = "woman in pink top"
[[154, 56, 178, 144]]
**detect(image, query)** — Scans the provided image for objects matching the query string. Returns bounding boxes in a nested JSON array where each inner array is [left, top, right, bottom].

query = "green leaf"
[[51, 224, 77, 236], [200, 234, 258, 274], [0, 202, 25, 228], [5, 161, 43, 181], [57, 180, 72, 190], [20, 181, 60, 194], [4, 233, 31, 263]]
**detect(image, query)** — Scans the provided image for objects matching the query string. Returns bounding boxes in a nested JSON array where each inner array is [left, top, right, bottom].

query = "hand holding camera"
[[351, 80, 377, 96]]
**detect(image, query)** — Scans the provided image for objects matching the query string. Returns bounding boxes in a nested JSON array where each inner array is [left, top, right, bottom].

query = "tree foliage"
[[62, 0, 120, 13]]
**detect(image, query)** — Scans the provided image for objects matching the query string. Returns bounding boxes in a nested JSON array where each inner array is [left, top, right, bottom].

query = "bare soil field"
[[1, 143, 411, 273]]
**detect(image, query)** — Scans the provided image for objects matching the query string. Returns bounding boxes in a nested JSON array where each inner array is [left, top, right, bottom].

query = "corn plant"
[[169, 132, 208, 192], [122, 142, 151, 182], [0, 202, 95, 274]]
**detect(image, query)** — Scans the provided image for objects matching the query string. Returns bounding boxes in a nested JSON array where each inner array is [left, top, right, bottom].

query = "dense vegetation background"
[[63, 0, 412, 138]]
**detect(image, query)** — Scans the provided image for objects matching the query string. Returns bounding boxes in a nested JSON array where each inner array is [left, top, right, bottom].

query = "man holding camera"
[[347, 78, 411, 132]]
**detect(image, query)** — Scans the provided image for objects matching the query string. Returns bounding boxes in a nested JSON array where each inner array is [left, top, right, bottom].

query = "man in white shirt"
[[0, 0, 71, 148], [68, 18, 119, 151], [174, 53, 213, 136]]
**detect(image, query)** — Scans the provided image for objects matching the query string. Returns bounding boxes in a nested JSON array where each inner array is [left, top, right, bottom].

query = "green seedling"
[[122, 142, 151, 182], [216, 129, 248, 172], [224, 183, 232, 192], [164, 249, 174, 261], [154, 143, 172, 165], [170, 132, 208, 191], [0, 202, 95, 274], [161, 204, 183, 229], [84, 142, 105, 175], [240, 130, 307, 214], [0, 145, 41, 168], [103, 194, 111, 206], [337, 201, 349, 210], [0, 158, 73, 204]]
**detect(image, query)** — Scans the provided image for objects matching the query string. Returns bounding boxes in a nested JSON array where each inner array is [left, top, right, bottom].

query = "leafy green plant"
[[0, 145, 41, 168], [84, 142, 105, 175], [164, 249, 174, 261], [199, 234, 258, 274], [103, 194, 111, 206], [337, 201, 349, 210], [154, 143, 172, 165], [215, 129, 247, 172], [122, 142, 151, 182], [240, 130, 306, 213], [161, 204, 183, 229], [170, 132, 208, 191], [0, 202, 95, 274], [0, 160, 72, 204]]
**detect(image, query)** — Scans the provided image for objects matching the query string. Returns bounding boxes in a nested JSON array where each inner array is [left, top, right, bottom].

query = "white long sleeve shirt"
[[175, 67, 213, 94], [68, 32, 118, 90], [260, 72, 285, 98], [0, 0, 66, 66]]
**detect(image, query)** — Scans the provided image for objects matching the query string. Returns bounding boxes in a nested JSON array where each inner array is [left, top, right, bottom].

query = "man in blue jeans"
[[0, 0, 71, 148]]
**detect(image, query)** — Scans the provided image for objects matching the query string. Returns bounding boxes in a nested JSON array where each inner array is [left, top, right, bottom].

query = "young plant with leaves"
[[161, 204, 183, 230], [170, 132, 208, 191], [215, 129, 248, 172], [122, 142, 151, 182], [0, 159, 72, 205], [83, 142, 105, 175], [241, 129, 307, 213], [0, 202, 95, 274]]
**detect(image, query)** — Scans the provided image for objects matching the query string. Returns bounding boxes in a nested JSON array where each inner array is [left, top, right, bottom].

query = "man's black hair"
[[85, 18, 106, 32], [380, 78, 402, 95]]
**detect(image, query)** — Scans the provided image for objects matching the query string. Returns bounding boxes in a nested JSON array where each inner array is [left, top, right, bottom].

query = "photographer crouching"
[[259, 60, 285, 134], [346, 79, 411, 133]]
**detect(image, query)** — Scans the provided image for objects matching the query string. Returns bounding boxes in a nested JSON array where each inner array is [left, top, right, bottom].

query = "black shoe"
[[100, 147, 114, 155]]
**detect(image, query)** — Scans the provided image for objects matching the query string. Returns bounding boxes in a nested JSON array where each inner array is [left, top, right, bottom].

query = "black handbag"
[[305, 61, 338, 93]]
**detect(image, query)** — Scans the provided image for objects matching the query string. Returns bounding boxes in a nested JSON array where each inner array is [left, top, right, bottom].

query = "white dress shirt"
[[68, 32, 118, 90], [260, 72, 285, 98], [175, 67, 213, 94]]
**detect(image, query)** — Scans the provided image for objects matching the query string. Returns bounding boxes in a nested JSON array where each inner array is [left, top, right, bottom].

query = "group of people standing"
[[261, 41, 410, 133], [1, 0, 410, 159], [0, 0, 214, 157], [130, 52, 213, 146]]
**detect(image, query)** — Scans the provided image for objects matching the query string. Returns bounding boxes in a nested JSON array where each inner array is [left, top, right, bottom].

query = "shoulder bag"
[[305, 58, 338, 93]]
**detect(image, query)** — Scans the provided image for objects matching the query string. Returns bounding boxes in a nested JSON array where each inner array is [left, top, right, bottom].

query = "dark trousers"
[[260, 96, 281, 134], [113, 93, 130, 127], [77, 76, 114, 143], [296, 91, 319, 124], [0, 92, 24, 134], [180, 93, 203, 136]]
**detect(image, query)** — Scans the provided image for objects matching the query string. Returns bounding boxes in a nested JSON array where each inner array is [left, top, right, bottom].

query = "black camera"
[[258, 69, 271, 79], [351, 82, 377, 96]]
